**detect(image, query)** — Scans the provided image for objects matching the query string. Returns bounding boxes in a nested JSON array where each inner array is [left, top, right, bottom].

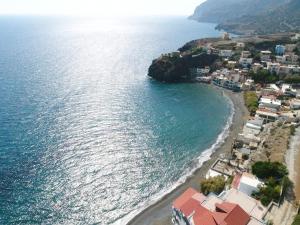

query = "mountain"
[[190, 0, 299, 35], [190, 0, 287, 24]]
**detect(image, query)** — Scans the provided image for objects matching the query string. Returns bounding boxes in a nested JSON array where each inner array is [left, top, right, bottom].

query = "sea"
[[0, 16, 232, 225]]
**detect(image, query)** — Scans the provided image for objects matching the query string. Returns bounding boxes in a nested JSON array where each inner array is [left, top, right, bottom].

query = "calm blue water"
[[0, 16, 232, 224]]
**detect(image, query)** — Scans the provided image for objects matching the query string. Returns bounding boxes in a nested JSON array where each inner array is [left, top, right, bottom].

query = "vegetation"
[[252, 177, 281, 206], [200, 176, 226, 196], [252, 161, 289, 206], [249, 69, 279, 84], [284, 75, 300, 84], [244, 91, 259, 115], [252, 161, 288, 180]]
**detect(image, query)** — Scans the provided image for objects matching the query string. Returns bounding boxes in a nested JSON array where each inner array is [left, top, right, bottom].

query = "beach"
[[126, 87, 249, 225]]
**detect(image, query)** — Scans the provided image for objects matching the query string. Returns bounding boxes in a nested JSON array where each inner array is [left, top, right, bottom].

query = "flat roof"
[[222, 189, 267, 220]]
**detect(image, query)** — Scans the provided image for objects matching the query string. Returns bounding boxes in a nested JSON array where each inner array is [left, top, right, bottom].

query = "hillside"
[[191, 0, 299, 35], [217, 0, 300, 34], [190, 0, 287, 24]]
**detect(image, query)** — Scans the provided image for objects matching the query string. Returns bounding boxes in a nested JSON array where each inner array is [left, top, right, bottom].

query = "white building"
[[219, 50, 233, 58], [259, 97, 282, 110], [255, 110, 279, 124], [267, 62, 280, 74], [239, 58, 253, 67], [260, 51, 272, 62], [237, 173, 263, 196], [241, 51, 251, 58], [290, 99, 300, 110], [252, 63, 263, 73]]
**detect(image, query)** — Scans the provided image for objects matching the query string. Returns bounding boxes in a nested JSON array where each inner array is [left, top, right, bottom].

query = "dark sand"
[[126, 87, 249, 225]]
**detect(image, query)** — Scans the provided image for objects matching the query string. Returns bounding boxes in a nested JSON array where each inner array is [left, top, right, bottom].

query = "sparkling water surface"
[[0, 16, 231, 224]]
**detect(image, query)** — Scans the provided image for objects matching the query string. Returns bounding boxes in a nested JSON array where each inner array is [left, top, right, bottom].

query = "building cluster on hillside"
[[193, 33, 300, 93], [171, 33, 300, 225]]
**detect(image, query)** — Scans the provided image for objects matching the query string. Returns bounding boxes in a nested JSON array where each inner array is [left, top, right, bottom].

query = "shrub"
[[252, 161, 288, 180], [200, 176, 226, 196], [255, 177, 281, 206]]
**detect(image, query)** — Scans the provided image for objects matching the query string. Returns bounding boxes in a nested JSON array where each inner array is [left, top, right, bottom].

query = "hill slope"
[[191, 0, 299, 35]]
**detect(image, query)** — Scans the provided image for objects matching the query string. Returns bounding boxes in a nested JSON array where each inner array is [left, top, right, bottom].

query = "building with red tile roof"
[[172, 188, 263, 225]]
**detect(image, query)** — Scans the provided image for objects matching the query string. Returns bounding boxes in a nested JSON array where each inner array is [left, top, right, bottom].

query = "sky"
[[0, 0, 206, 16]]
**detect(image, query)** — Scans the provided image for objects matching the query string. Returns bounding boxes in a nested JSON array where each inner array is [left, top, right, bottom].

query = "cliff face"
[[148, 53, 218, 82], [190, 0, 298, 35]]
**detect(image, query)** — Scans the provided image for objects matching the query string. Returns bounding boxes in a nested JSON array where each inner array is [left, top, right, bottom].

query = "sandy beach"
[[126, 87, 249, 225]]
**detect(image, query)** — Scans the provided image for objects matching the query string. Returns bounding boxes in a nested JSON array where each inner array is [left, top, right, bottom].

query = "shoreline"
[[126, 86, 249, 225]]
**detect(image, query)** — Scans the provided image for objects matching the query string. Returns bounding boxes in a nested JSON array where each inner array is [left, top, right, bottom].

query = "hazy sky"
[[0, 0, 205, 16]]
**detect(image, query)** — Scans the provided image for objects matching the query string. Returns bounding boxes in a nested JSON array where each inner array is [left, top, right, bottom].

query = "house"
[[290, 99, 300, 110], [255, 109, 279, 124], [260, 51, 272, 62], [252, 63, 263, 73], [219, 50, 233, 58], [275, 45, 285, 56], [282, 84, 297, 97], [190, 67, 210, 77], [239, 58, 253, 68], [267, 62, 280, 74], [233, 173, 263, 196], [292, 33, 300, 41], [172, 188, 265, 225], [259, 97, 282, 110], [241, 51, 251, 58]]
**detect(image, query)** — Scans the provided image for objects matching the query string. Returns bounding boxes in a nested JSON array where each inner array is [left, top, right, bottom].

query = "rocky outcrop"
[[148, 53, 218, 83]]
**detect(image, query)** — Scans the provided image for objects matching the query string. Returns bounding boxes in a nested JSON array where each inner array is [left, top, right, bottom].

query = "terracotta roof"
[[173, 187, 206, 209], [216, 202, 250, 225], [173, 188, 251, 225], [173, 188, 198, 209], [194, 210, 218, 225], [223, 204, 250, 225]]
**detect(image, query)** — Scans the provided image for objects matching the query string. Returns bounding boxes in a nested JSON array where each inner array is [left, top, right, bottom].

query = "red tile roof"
[[173, 188, 199, 209], [173, 188, 251, 225], [216, 202, 250, 225]]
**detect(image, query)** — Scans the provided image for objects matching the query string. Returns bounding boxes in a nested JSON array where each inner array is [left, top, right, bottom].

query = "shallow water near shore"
[[0, 16, 231, 224]]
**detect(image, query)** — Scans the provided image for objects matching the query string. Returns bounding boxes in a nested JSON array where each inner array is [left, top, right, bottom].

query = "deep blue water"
[[0, 16, 231, 224]]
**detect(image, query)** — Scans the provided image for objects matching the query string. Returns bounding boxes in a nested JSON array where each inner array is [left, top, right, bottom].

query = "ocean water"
[[0, 16, 232, 224]]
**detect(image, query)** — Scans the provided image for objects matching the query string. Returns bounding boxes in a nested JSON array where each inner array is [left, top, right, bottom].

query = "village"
[[171, 33, 300, 225]]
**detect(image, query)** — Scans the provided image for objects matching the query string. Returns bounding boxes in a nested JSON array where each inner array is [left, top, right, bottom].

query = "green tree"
[[252, 161, 288, 180], [200, 176, 226, 195]]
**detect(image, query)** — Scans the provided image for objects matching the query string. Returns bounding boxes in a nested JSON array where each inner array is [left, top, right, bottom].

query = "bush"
[[200, 176, 226, 196], [253, 177, 282, 206], [252, 161, 288, 180]]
